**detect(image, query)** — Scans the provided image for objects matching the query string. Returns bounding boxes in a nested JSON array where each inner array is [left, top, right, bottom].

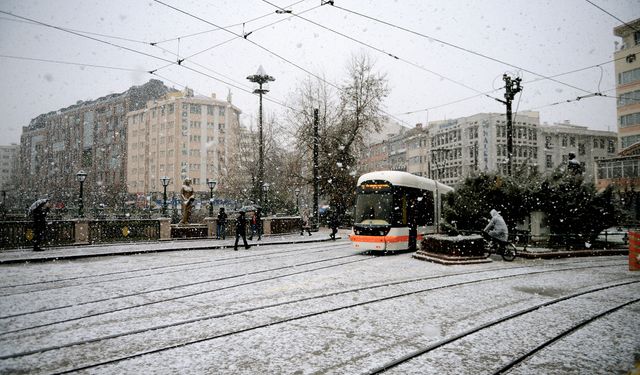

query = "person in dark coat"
[[567, 152, 583, 175], [249, 208, 262, 241], [234, 211, 250, 250], [329, 211, 339, 240], [216, 207, 227, 240], [300, 211, 312, 236], [31, 199, 50, 251]]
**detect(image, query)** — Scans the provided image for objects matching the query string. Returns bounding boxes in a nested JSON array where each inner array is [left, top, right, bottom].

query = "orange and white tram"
[[349, 171, 453, 252]]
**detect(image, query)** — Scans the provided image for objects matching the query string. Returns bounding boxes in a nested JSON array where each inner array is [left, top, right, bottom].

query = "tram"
[[349, 171, 453, 252]]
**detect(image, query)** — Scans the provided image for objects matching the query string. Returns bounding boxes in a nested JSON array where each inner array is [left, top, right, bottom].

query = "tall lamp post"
[[76, 170, 87, 218], [160, 176, 170, 217], [207, 179, 217, 217], [247, 66, 275, 206], [294, 188, 300, 216], [262, 182, 270, 215]]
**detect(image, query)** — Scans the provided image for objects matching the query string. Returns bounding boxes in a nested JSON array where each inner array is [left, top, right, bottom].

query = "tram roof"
[[357, 171, 453, 193]]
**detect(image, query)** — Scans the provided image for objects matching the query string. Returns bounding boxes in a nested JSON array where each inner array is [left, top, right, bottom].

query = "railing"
[[89, 220, 160, 244], [0, 220, 75, 249], [269, 217, 302, 235]]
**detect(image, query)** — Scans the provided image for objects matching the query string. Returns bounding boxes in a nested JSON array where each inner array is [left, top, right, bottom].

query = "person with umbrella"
[[234, 210, 251, 251], [29, 198, 50, 252]]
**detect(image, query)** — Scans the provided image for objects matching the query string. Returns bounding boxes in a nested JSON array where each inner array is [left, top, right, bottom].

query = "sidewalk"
[[0, 229, 342, 264]]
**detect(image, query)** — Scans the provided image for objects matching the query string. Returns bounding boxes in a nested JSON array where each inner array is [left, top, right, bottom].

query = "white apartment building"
[[126, 89, 242, 195], [0, 144, 19, 191]]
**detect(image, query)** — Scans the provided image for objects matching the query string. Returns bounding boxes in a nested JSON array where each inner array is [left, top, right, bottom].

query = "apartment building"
[[126, 88, 242, 196], [0, 144, 19, 192], [360, 111, 617, 187], [614, 18, 640, 149], [18, 79, 170, 207]]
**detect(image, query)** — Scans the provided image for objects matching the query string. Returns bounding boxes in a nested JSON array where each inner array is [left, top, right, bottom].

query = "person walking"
[[300, 211, 312, 236], [248, 208, 262, 241], [329, 211, 339, 240], [234, 210, 250, 250], [29, 198, 50, 252], [216, 207, 227, 240]]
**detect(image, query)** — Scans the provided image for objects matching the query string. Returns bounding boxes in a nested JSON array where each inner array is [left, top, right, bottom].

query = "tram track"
[[366, 282, 639, 374], [0, 261, 630, 373], [0, 252, 369, 334], [0, 242, 341, 295]]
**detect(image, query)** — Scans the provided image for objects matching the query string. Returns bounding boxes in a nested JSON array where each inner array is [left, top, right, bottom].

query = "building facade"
[[0, 144, 19, 193], [126, 89, 242, 198], [18, 79, 170, 210], [614, 18, 640, 149], [359, 111, 617, 187]]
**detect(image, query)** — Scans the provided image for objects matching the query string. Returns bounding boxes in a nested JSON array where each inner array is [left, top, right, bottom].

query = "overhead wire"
[[0, 54, 147, 72], [329, 3, 600, 95], [584, 0, 640, 33], [260, 0, 500, 102], [153, 0, 411, 126]]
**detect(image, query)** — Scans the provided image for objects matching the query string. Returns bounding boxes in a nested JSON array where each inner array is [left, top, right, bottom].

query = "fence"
[[89, 220, 160, 244], [0, 220, 76, 249]]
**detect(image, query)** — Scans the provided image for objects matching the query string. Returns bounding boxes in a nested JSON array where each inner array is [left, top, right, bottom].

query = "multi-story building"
[[126, 88, 242, 198], [614, 18, 640, 149], [594, 18, 640, 222], [0, 144, 19, 193], [539, 122, 617, 181], [361, 111, 617, 187], [18, 79, 170, 209]]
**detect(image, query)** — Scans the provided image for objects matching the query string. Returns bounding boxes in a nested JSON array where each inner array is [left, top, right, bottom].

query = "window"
[[562, 136, 567, 147], [546, 154, 553, 168], [190, 104, 201, 114], [608, 140, 616, 153], [545, 136, 552, 149], [620, 112, 640, 128], [569, 137, 576, 147], [622, 134, 640, 149], [207, 105, 214, 115], [167, 104, 174, 114], [619, 67, 640, 85]]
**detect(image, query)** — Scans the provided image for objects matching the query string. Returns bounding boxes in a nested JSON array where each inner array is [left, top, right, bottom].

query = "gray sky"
[[1, 0, 639, 144]]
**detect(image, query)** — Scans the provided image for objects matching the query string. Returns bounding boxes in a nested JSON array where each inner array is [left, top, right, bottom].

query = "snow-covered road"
[[0, 239, 638, 374]]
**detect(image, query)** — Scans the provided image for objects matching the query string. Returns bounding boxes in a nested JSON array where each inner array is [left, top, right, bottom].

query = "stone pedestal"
[[158, 218, 171, 241], [74, 219, 90, 245], [204, 217, 217, 238], [262, 218, 271, 236]]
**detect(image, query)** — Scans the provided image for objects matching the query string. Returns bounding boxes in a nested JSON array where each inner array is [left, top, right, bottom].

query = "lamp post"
[[247, 66, 275, 206], [262, 182, 270, 215], [76, 170, 87, 218], [207, 179, 217, 217], [294, 188, 300, 215], [160, 176, 170, 217]]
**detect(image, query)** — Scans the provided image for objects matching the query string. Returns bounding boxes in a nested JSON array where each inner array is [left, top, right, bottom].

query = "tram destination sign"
[[360, 182, 392, 192]]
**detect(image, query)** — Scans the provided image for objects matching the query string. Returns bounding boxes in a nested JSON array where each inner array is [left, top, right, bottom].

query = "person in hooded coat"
[[31, 199, 50, 251], [216, 207, 227, 240], [234, 210, 250, 250], [483, 209, 508, 242]]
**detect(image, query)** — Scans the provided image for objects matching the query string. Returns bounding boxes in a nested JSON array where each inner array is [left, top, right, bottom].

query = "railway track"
[[0, 261, 630, 374]]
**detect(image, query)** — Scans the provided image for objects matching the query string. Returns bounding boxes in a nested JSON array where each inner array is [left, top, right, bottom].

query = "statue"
[[180, 178, 195, 225]]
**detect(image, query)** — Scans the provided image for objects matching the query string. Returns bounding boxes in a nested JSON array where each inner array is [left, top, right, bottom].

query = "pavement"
[[0, 229, 629, 264], [0, 229, 342, 264]]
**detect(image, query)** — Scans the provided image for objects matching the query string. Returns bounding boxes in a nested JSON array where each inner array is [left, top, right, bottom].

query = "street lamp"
[[76, 170, 87, 218], [262, 182, 270, 215], [294, 188, 300, 215], [247, 65, 275, 206], [207, 179, 217, 217], [160, 176, 171, 217]]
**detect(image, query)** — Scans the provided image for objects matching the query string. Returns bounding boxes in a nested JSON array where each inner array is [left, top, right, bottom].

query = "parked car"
[[597, 227, 630, 245]]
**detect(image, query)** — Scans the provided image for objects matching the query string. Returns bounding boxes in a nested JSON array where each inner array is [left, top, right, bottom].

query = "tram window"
[[354, 193, 392, 225]]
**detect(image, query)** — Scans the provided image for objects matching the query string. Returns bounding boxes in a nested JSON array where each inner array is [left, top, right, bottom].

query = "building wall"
[[126, 89, 241, 196], [0, 144, 19, 191], [18, 79, 170, 208], [614, 18, 640, 149]]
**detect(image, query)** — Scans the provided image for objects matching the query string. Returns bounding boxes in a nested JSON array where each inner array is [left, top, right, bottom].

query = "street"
[[0, 238, 638, 374]]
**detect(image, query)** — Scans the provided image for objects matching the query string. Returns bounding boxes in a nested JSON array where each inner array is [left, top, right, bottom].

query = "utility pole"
[[496, 74, 522, 176], [313, 108, 319, 228]]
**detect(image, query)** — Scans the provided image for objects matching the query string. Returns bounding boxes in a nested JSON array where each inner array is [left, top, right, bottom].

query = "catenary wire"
[[260, 0, 499, 101], [329, 3, 600, 95], [584, 0, 640, 33], [0, 54, 147, 72]]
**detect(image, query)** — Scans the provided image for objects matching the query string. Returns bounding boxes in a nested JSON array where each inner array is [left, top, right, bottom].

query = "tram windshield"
[[354, 192, 392, 225]]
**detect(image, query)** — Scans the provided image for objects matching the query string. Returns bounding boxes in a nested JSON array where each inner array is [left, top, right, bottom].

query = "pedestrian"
[[216, 207, 227, 240], [329, 211, 339, 240], [29, 198, 50, 252], [300, 211, 312, 236], [249, 208, 262, 241], [483, 209, 508, 242], [234, 210, 250, 250]]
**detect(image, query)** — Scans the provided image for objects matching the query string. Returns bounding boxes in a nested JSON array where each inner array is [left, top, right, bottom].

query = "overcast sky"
[[1, 0, 639, 144]]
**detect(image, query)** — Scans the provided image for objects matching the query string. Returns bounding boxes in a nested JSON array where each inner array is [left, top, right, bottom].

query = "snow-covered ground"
[[0, 239, 638, 374]]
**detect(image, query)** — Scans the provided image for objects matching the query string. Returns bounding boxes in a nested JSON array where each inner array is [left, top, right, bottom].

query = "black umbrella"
[[28, 198, 48, 216]]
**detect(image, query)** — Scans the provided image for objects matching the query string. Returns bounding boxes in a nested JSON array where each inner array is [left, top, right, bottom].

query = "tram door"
[[407, 192, 418, 251]]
